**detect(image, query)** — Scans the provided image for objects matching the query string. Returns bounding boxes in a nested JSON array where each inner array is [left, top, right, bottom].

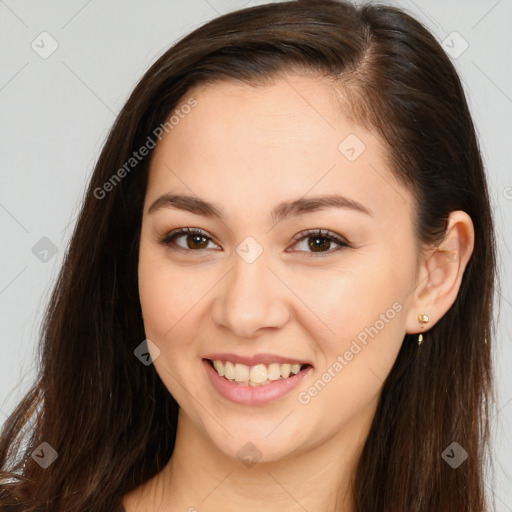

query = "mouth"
[[205, 358, 312, 387]]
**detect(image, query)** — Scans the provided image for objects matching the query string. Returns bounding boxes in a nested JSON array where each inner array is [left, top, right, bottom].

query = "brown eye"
[[184, 233, 209, 249], [289, 229, 350, 256], [160, 228, 218, 251], [307, 236, 332, 252]]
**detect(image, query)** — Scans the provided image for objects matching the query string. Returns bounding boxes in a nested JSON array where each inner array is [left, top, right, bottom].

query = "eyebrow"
[[147, 193, 372, 222]]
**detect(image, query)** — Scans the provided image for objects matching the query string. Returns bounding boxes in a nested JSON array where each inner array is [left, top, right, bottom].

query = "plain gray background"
[[1, 0, 511, 508]]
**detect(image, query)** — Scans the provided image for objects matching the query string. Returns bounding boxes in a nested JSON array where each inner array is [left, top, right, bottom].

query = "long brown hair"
[[0, 1, 496, 510]]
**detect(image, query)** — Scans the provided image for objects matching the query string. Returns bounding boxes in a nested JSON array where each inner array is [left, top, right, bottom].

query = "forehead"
[[175, 75, 353, 148], [145, 75, 412, 225]]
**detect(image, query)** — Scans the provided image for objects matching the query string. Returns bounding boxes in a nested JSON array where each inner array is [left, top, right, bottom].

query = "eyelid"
[[159, 227, 351, 255]]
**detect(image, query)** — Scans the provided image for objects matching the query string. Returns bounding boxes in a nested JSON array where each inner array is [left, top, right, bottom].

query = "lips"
[[202, 354, 314, 405]]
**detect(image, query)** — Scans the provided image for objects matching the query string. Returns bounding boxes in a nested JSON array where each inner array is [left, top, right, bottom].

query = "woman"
[[0, 0, 496, 511]]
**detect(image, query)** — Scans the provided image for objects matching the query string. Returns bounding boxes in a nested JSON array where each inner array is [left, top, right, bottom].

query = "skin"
[[124, 73, 474, 511]]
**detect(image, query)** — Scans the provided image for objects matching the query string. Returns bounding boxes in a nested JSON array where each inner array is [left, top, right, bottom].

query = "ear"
[[405, 210, 475, 335]]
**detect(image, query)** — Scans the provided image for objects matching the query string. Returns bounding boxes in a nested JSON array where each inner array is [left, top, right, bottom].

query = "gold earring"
[[418, 313, 429, 324], [417, 313, 429, 346]]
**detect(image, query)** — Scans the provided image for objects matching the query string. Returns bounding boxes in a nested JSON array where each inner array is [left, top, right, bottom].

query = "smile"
[[209, 359, 307, 386], [203, 358, 313, 405]]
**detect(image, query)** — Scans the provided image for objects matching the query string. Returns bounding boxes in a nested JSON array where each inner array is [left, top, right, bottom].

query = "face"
[[138, 74, 420, 463]]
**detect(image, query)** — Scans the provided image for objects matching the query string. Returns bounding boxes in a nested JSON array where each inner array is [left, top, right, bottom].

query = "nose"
[[210, 250, 290, 339]]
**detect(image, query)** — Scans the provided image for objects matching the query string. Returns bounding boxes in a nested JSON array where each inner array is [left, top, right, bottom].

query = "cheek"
[[294, 277, 407, 432], [138, 244, 200, 345], [298, 253, 410, 380], [299, 261, 406, 336], [138, 247, 207, 402]]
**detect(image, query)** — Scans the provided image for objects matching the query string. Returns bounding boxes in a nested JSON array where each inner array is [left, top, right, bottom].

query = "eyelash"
[[158, 227, 351, 257]]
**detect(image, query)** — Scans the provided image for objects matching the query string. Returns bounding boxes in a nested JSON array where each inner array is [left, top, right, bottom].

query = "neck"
[[124, 402, 376, 512]]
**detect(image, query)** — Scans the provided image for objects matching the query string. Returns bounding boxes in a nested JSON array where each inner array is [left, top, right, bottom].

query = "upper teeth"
[[212, 360, 303, 386]]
